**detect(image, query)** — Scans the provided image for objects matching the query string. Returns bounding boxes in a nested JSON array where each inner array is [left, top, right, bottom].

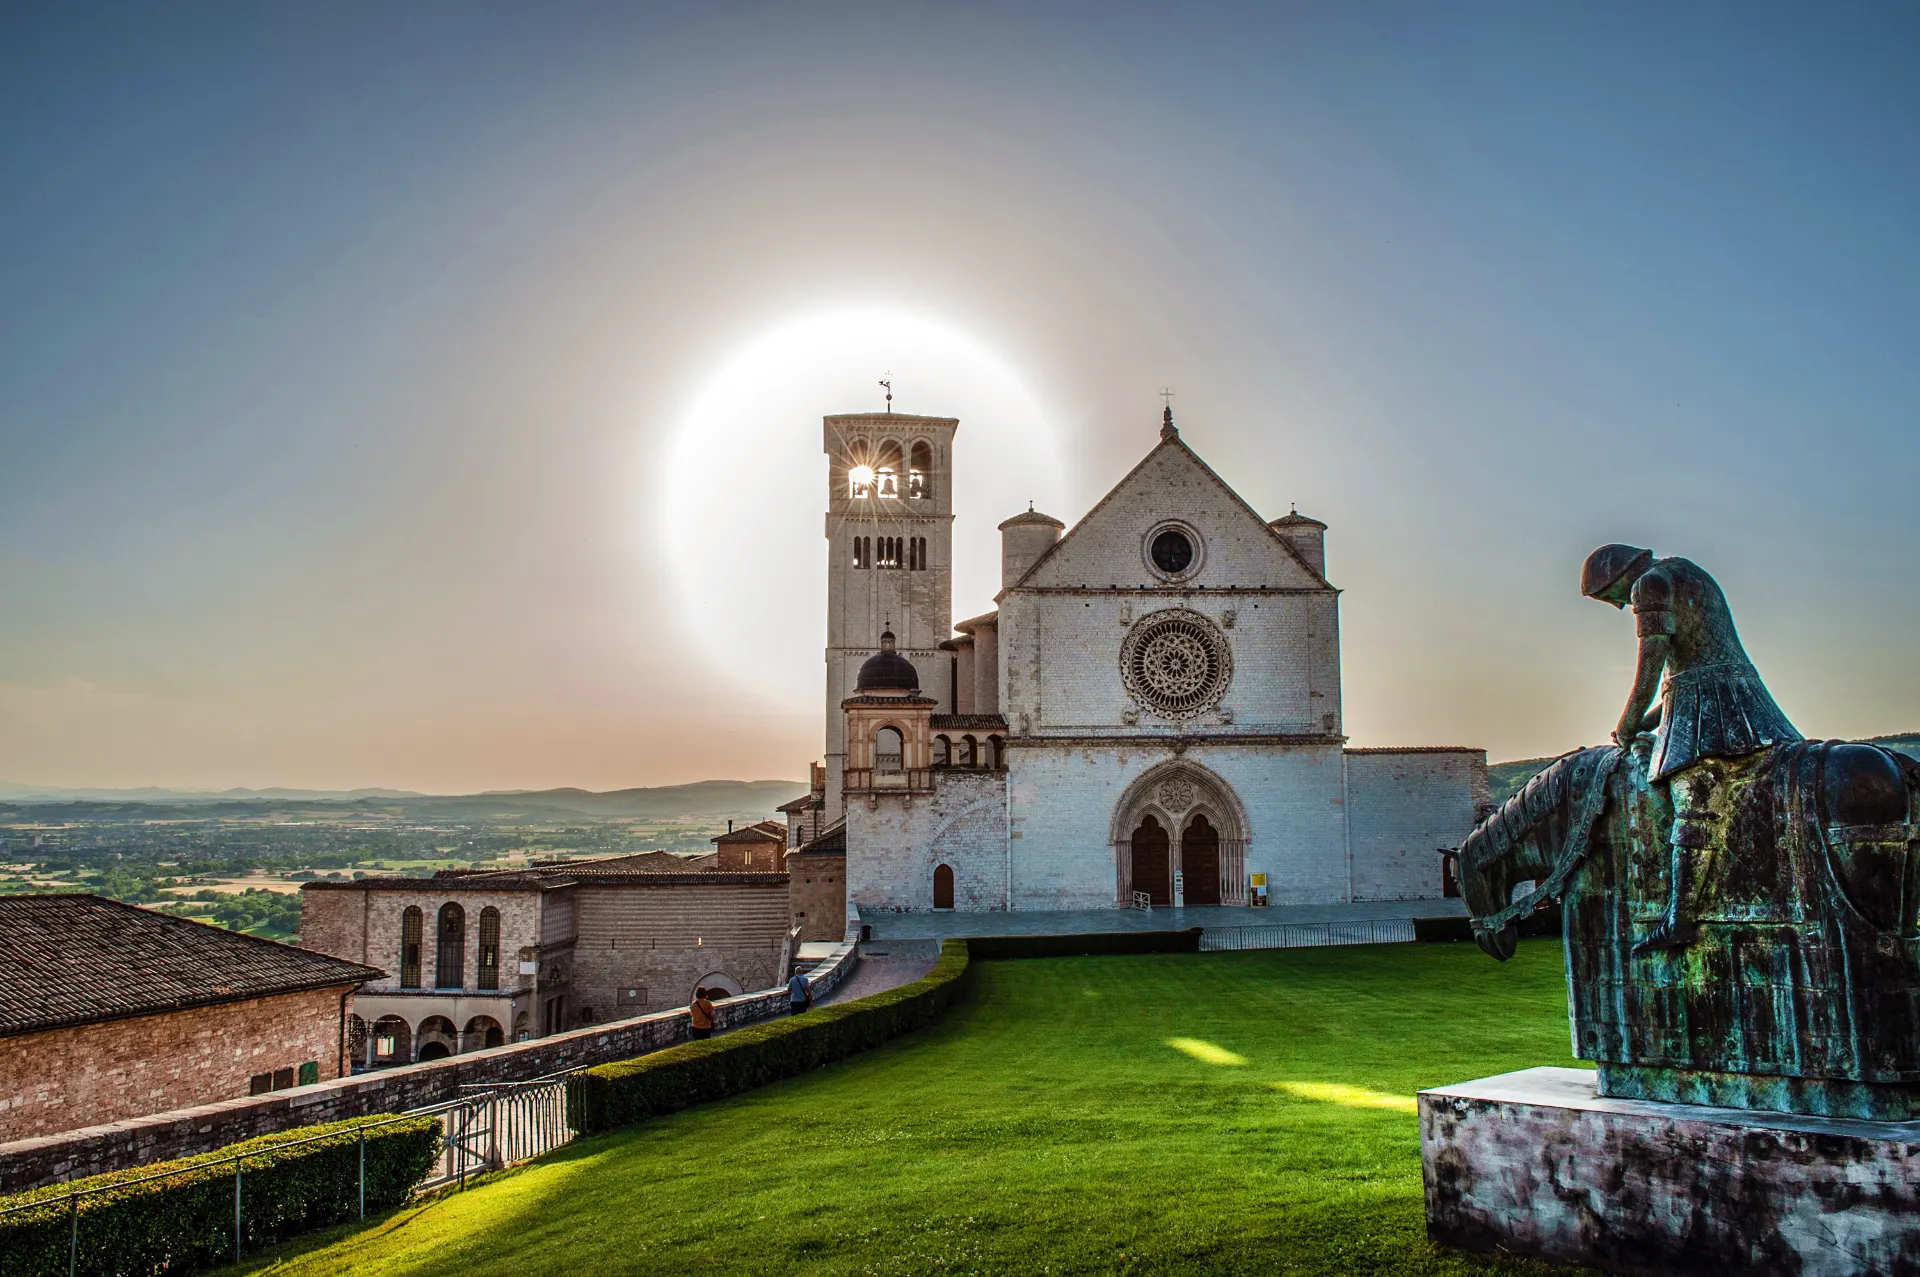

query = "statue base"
[[1598, 1061, 1917, 1121], [1421, 1067, 1920, 1276]]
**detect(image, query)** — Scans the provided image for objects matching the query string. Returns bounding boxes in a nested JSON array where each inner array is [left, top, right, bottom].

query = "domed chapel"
[[788, 406, 1489, 915]]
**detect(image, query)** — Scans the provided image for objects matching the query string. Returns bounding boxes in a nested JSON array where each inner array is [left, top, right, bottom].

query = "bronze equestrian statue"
[[1458, 548, 1920, 1119]]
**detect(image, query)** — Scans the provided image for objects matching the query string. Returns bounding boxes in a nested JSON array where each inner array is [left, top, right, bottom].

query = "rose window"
[[1122, 611, 1232, 716]]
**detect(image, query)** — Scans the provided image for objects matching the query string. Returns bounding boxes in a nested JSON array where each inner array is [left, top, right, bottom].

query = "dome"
[[856, 630, 920, 692]]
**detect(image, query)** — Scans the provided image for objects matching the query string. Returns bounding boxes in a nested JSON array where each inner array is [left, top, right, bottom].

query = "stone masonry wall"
[[847, 769, 1008, 912], [0, 926, 861, 1193], [789, 852, 847, 941], [1345, 748, 1488, 901], [1009, 740, 1349, 909], [568, 879, 792, 1021], [300, 883, 547, 994], [0, 986, 352, 1146]]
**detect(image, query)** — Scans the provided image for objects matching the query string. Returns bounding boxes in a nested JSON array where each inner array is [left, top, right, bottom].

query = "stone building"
[[803, 407, 1488, 915], [788, 823, 847, 942], [711, 820, 788, 871], [0, 894, 380, 1143], [300, 853, 793, 1066]]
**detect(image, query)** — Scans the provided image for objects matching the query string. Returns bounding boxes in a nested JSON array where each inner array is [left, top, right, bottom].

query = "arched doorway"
[[370, 1015, 412, 1067], [463, 1016, 506, 1051], [1111, 761, 1251, 908], [1132, 815, 1172, 907], [1183, 814, 1222, 906], [415, 1015, 458, 1060], [933, 863, 955, 909]]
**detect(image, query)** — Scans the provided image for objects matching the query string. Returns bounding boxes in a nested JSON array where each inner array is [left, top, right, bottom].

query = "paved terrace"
[[862, 896, 1467, 940]]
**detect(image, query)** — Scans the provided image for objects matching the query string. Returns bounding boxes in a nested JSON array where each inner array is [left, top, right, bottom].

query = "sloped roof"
[[713, 820, 787, 845], [791, 821, 846, 856], [1004, 426, 1331, 594], [931, 714, 1009, 731], [0, 894, 382, 1038]]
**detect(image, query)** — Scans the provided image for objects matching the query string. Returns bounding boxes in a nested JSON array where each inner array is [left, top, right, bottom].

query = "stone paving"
[[812, 945, 942, 1008], [860, 896, 1465, 940]]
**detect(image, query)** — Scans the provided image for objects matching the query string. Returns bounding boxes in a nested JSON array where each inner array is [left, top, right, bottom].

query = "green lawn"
[[241, 943, 1583, 1277]]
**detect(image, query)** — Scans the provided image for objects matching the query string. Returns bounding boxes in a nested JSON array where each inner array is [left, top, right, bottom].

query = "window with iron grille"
[[436, 902, 465, 989], [478, 906, 501, 990], [400, 906, 423, 988]]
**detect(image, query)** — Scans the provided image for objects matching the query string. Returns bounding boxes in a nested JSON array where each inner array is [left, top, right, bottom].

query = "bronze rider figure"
[[1581, 545, 1802, 952]]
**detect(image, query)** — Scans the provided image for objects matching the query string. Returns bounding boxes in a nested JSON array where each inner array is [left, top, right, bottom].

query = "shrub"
[[569, 939, 973, 1135], [965, 928, 1203, 960], [0, 1114, 441, 1277]]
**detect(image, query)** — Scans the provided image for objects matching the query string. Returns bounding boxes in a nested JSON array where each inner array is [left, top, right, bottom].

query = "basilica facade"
[[788, 407, 1487, 914]]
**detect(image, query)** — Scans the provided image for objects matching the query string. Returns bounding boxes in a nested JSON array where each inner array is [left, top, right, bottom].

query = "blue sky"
[[2, 2, 1915, 789]]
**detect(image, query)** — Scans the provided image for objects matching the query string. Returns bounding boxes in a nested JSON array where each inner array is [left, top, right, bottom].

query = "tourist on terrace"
[[689, 987, 717, 1040], [789, 970, 813, 1015]]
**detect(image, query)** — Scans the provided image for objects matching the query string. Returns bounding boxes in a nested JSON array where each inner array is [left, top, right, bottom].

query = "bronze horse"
[[1457, 737, 1920, 1118]]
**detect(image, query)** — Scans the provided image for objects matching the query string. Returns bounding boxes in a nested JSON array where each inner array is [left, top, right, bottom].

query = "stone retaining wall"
[[0, 917, 860, 1193]]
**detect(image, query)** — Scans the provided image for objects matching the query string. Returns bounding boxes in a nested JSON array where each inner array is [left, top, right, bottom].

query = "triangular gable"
[[1007, 434, 1330, 592]]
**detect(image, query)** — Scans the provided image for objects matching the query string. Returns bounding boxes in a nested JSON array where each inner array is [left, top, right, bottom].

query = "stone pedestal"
[[1420, 1067, 1920, 1276]]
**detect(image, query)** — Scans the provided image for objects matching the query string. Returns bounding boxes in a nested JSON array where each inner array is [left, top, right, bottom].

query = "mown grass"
[[237, 942, 1583, 1276]]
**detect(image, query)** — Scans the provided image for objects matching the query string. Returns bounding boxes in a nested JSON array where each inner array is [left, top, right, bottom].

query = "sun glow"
[[1271, 1081, 1417, 1113], [1166, 1037, 1250, 1067], [658, 307, 1068, 712]]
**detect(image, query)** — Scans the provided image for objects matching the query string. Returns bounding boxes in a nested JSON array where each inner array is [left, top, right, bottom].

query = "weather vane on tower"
[[880, 375, 892, 413]]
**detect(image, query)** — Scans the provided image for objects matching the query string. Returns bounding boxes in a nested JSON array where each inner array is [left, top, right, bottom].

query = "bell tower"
[[823, 412, 956, 821]]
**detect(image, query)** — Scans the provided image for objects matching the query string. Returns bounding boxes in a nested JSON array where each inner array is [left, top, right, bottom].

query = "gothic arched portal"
[[1111, 762, 1250, 907]]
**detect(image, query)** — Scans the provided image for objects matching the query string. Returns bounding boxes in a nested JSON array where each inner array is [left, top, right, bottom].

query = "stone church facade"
[[798, 406, 1487, 915]]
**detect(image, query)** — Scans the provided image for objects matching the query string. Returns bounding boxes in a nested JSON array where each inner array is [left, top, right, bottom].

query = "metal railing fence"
[[1199, 918, 1417, 951], [0, 1075, 578, 1276]]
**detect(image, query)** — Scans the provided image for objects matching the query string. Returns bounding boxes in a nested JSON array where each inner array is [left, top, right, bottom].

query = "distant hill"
[[0, 783, 424, 803], [1489, 732, 1920, 807], [0, 779, 810, 822]]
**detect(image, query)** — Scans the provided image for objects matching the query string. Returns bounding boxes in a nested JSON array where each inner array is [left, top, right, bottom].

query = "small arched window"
[[477, 907, 501, 991], [934, 734, 952, 766], [875, 726, 904, 773], [400, 907, 423, 989], [908, 441, 932, 499], [436, 902, 465, 989], [987, 735, 1005, 768], [962, 734, 978, 767], [933, 863, 955, 909]]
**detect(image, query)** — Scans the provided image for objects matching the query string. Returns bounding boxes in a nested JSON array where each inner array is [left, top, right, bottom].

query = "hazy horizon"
[[4, 3, 1916, 791]]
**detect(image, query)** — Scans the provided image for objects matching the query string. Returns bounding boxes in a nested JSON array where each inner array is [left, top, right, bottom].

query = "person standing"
[[788, 969, 813, 1016], [688, 987, 717, 1041]]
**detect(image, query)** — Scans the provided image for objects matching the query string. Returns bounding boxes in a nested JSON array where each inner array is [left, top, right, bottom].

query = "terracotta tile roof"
[[791, 822, 846, 855], [0, 894, 382, 1038], [712, 820, 786, 845], [930, 714, 1009, 731]]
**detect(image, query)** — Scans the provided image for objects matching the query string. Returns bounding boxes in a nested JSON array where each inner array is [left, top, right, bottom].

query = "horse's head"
[[1457, 745, 1621, 961]]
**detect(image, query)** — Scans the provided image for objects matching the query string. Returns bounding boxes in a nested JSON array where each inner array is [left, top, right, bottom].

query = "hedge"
[[964, 928, 1203, 960], [569, 938, 973, 1135], [0, 1113, 441, 1277]]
